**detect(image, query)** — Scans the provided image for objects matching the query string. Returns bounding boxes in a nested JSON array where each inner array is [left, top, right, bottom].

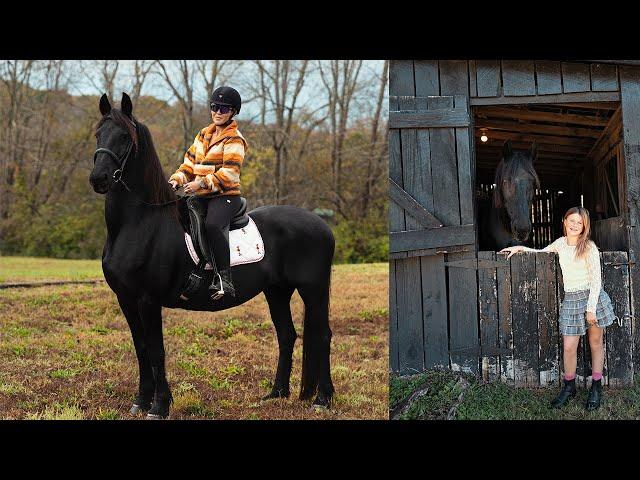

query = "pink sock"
[[564, 373, 576, 381], [592, 371, 603, 381]]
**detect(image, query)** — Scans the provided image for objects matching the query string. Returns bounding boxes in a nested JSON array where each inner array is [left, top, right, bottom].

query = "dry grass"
[[0, 262, 388, 420]]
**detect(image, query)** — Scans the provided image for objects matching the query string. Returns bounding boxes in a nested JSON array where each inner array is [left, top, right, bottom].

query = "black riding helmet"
[[210, 86, 242, 115]]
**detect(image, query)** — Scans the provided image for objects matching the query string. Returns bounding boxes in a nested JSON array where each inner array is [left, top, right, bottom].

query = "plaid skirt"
[[558, 288, 616, 336]]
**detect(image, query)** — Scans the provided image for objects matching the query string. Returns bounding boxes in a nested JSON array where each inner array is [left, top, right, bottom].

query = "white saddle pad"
[[184, 216, 265, 269]]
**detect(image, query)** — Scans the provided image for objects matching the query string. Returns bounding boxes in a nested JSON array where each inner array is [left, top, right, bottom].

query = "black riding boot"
[[209, 269, 235, 300], [550, 378, 577, 408], [585, 379, 602, 411]]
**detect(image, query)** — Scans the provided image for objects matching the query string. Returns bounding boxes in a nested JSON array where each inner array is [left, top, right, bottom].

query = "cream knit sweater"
[[522, 236, 601, 313]]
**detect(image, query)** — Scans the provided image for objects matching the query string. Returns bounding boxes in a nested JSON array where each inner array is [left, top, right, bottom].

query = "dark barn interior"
[[473, 102, 624, 250]]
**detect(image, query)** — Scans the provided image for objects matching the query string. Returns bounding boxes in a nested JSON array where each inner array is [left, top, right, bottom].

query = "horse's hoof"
[[261, 388, 290, 401], [311, 394, 332, 410], [146, 413, 169, 420], [130, 403, 150, 416]]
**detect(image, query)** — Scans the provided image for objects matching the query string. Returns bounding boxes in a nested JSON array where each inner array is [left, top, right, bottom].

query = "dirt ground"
[[0, 262, 388, 420]]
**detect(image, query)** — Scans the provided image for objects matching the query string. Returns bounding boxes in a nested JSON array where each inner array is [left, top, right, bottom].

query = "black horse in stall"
[[478, 140, 541, 251], [89, 93, 335, 418]]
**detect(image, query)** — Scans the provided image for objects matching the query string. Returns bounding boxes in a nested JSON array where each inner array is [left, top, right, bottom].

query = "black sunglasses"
[[210, 103, 233, 114]]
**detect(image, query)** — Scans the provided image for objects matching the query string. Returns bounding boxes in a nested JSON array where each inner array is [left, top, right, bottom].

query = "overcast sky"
[[62, 60, 388, 125]]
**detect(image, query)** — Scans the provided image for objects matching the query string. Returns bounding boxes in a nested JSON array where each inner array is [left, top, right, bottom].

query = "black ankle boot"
[[209, 269, 236, 300], [585, 379, 602, 411], [551, 378, 577, 408]]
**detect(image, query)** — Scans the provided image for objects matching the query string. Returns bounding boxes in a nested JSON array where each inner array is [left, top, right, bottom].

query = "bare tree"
[[361, 60, 389, 217], [130, 60, 154, 104], [154, 60, 196, 152], [318, 60, 364, 218], [248, 60, 326, 204]]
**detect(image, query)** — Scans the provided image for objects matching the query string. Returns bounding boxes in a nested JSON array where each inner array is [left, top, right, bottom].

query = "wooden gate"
[[476, 250, 632, 388]]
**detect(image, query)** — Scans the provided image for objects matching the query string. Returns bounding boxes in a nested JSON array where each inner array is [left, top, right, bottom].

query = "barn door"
[[389, 91, 479, 375]]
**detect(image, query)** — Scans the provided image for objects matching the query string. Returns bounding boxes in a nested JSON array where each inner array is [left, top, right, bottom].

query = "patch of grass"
[[177, 360, 209, 378], [359, 307, 388, 321], [27, 403, 84, 420], [221, 318, 243, 339], [0, 256, 102, 283], [90, 325, 111, 335], [259, 378, 273, 390], [220, 364, 245, 378], [391, 369, 640, 420], [95, 408, 120, 420], [49, 368, 80, 379], [173, 391, 215, 418], [183, 342, 206, 357], [208, 376, 232, 391]]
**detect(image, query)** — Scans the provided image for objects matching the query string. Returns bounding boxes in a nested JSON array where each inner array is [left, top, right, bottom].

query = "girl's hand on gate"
[[498, 245, 524, 259], [586, 311, 597, 327]]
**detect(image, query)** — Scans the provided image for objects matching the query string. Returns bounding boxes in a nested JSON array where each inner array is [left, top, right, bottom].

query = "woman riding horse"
[[168, 86, 246, 300]]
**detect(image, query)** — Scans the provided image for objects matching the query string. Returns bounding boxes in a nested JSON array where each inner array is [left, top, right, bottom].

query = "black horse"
[[478, 140, 540, 251], [89, 93, 335, 418]]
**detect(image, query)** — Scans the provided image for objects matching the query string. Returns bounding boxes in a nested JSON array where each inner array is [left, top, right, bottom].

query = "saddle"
[[177, 192, 250, 300]]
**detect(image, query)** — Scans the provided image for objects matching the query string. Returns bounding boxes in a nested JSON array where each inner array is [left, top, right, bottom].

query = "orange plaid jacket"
[[169, 120, 248, 196]]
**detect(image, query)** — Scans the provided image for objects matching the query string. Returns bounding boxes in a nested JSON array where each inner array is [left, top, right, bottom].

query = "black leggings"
[[199, 195, 242, 272]]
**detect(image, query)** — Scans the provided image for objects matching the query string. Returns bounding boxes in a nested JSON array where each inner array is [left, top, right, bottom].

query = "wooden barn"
[[389, 60, 640, 388]]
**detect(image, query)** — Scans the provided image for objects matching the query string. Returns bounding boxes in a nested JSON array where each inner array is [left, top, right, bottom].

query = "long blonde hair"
[[562, 206, 596, 260]]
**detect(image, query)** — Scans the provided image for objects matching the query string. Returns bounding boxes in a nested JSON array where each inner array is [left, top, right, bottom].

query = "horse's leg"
[[298, 280, 334, 408], [117, 295, 155, 415], [262, 285, 296, 400], [138, 297, 173, 419]]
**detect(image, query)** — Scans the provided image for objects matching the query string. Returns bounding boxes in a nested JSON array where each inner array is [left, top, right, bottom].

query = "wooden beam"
[[474, 105, 610, 127], [473, 129, 595, 147], [477, 139, 591, 154], [587, 106, 622, 160], [475, 119, 603, 139], [389, 178, 443, 228], [390, 225, 475, 253], [470, 91, 620, 106], [389, 109, 470, 129]]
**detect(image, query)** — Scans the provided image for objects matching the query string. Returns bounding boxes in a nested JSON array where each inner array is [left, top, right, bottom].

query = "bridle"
[[92, 121, 179, 207]]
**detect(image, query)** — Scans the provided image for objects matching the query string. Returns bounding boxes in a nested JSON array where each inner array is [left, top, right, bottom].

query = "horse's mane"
[[97, 109, 177, 209], [493, 150, 541, 209]]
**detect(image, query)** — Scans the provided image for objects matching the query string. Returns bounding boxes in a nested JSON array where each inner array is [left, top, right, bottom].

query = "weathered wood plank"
[[421, 254, 449, 369], [470, 91, 620, 106], [447, 249, 479, 374], [399, 96, 420, 232], [469, 60, 477, 97], [476, 105, 609, 127], [603, 251, 633, 387], [389, 96, 406, 249], [479, 251, 499, 382], [416, 96, 435, 226], [619, 65, 640, 375], [476, 60, 501, 97], [428, 96, 460, 226], [535, 61, 562, 95], [389, 179, 442, 228], [502, 60, 536, 97], [511, 252, 539, 387], [591, 63, 619, 92], [556, 255, 565, 384], [389, 259, 399, 372], [390, 225, 475, 253], [454, 95, 474, 226], [496, 251, 514, 384], [475, 118, 603, 139], [414, 60, 439, 96], [439, 60, 469, 97], [389, 60, 415, 96], [396, 256, 424, 374], [536, 252, 559, 387], [562, 62, 591, 93], [389, 109, 470, 129]]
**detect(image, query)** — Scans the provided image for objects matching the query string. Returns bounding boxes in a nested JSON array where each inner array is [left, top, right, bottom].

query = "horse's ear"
[[99, 94, 111, 116], [121, 92, 133, 118], [502, 140, 513, 161], [531, 141, 538, 163]]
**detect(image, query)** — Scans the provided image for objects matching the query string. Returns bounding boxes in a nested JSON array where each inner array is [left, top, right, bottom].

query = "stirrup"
[[209, 272, 225, 301]]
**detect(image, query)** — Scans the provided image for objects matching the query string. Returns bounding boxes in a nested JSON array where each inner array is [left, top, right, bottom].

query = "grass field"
[[0, 258, 388, 420], [390, 369, 640, 420]]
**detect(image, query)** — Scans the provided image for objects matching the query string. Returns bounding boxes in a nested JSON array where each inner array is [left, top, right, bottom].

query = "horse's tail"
[[299, 267, 334, 401]]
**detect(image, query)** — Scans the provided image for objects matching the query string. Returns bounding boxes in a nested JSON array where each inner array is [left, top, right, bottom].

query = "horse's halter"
[[92, 122, 136, 193]]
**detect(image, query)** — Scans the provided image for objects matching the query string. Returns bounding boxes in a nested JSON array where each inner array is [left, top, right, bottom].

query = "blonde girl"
[[499, 206, 616, 411]]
